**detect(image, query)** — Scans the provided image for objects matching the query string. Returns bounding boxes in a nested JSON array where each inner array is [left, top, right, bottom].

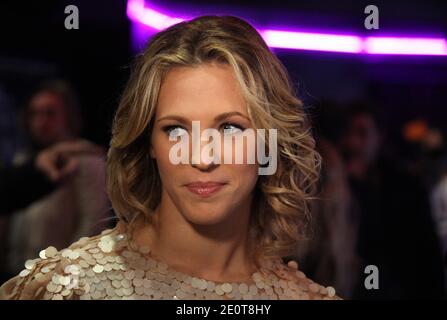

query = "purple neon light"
[[364, 37, 447, 55], [127, 0, 185, 30], [127, 0, 447, 56], [261, 30, 362, 53]]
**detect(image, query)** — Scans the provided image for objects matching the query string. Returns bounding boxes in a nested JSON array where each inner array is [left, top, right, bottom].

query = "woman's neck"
[[131, 193, 257, 283]]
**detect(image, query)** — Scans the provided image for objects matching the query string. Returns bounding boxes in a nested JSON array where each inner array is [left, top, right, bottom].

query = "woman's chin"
[[182, 205, 231, 226]]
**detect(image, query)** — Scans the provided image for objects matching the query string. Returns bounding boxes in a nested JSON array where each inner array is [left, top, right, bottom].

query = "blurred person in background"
[[338, 102, 445, 299], [0, 139, 106, 215], [294, 101, 361, 299], [431, 164, 447, 290], [0, 80, 111, 282], [402, 121, 447, 290]]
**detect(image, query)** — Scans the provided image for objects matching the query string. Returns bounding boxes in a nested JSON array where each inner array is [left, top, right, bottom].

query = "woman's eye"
[[163, 125, 188, 138], [222, 122, 244, 135]]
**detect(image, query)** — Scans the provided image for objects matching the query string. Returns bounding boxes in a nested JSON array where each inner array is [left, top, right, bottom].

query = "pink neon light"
[[365, 37, 447, 55], [127, 0, 447, 56], [127, 0, 185, 30], [261, 30, 362, 53]]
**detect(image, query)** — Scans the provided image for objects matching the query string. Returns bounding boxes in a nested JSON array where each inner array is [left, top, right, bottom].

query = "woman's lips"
[[185, 182, 227, 197]]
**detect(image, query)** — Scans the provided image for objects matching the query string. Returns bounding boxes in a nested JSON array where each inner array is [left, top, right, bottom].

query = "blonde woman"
[[0, 15, 340, 300]]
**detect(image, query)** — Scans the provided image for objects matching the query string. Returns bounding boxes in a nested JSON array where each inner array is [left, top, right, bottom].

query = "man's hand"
[[35, 140, 106, 182]]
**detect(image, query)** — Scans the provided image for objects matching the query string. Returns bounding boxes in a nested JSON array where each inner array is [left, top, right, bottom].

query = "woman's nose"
[[191, 161, 218, 172], [190, 136, 220, 171]]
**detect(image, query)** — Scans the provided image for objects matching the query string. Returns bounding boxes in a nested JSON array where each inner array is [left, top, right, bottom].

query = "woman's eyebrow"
[[214, 111, 250, 122], [156, 115, 189, 124], [157, 112, 250, 124]]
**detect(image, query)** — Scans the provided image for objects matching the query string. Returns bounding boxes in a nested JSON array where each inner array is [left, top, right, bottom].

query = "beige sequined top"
[[0, 222, 341, 300]]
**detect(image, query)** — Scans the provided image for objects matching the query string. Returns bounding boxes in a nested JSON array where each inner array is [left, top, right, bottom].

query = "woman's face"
[[150, 63, 259, 226]]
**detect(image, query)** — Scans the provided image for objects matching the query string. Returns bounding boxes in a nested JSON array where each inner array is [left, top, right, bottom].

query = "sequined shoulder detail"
[[268, 259, 341, 300], [0, 225, 341, 300], [0, 227, 123, 300]]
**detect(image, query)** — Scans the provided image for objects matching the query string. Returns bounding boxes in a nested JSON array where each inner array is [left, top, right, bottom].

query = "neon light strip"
[[364, 37, 447, 55], [127, 0, 447, 56], [127, 0, 185, 30], [261, 30, 362, 53]]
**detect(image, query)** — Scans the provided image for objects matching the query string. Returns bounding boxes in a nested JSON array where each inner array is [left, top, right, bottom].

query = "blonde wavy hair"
[[106, 15, 321, 265]]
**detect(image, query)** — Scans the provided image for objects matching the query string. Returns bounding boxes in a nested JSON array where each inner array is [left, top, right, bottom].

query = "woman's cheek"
[[233, 164, 259, 192]]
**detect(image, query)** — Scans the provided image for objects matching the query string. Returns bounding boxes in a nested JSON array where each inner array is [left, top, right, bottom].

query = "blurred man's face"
[[341, 113, 380, 165], [27, 91, 70, 147]]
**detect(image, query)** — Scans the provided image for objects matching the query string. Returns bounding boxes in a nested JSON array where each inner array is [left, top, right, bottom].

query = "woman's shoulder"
[[0, 224, 126, 300], [261, 258, 342, 300], [0, 222, 343, 300]]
